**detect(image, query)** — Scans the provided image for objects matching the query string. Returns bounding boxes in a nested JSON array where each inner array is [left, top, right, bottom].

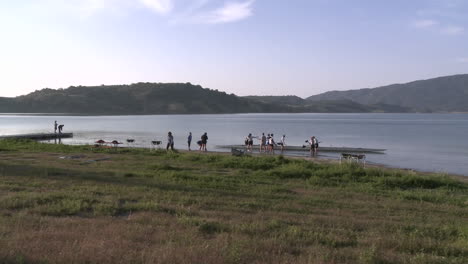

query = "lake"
[[1, 113, 467, 176]]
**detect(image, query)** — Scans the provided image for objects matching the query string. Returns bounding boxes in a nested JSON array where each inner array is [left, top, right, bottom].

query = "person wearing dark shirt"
[[200, 132, 208, 152], [187, 132, 192, 151], [167, 132, 174, 151]]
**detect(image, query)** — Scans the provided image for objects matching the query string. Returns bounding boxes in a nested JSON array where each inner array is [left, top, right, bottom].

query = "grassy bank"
[[0, 140, 467, 263]]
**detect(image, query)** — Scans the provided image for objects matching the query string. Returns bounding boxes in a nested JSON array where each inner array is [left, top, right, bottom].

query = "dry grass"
[[0, 139, 467, 263]]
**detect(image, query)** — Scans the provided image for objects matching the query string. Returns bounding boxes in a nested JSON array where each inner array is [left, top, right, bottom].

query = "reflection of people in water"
[[58, 124, 64, 134]]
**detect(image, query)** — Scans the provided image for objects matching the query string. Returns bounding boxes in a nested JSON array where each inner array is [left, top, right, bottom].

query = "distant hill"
[[0, 83, 292, 115], [307, 74, 468, 112], [244, 95, 307, 105], [1, 83, 384, 115], [5, 75, 461, 114], [243, 96, 409, 113]]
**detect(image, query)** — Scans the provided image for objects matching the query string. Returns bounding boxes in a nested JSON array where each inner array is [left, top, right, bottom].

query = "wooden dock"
[[0, 133, 73, 141], [217, 144, 386, 154]]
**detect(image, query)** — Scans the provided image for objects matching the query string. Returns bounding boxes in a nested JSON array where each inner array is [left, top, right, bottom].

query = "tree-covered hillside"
[[0, 83, 399, 114], [0, 83, 291, 114], [307, 74, 468, 112]]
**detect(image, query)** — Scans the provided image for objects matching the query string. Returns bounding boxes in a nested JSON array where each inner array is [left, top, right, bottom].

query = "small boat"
[[217, 145, 386, 154]]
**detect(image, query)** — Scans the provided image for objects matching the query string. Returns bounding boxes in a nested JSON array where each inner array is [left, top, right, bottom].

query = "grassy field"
[[0, 139, 467, 264]]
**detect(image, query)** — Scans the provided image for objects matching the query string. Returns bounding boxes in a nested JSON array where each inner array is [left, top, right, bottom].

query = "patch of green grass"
[[0, 139, 467, 263]]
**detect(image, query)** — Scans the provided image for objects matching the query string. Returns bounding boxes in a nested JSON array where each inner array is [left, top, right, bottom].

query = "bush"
[[199, 221, 229, 235], [375, 174, 466, 190]]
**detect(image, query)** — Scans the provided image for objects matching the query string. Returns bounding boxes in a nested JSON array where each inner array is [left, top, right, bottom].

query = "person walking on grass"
[[187, 132, 192, 151], [166, 132, 174, 151], [200, 132, 208, 152]]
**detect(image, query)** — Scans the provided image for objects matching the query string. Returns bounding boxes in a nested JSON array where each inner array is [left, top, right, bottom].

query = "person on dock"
[[200, 132, 208, 152], [245, 133, 254, 152], [269, 134, 276, 154], [166, 132, 174, 151], [260, 133, 266, 153], [187, 132, 192, 151], [58, 124, 64, 134], [54, 121, 58, 134], [279, 134, 286, 152], [266, 134, 271, 152]]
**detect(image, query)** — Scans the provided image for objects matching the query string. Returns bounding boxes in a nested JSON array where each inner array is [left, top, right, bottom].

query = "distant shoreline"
[[1, 112, 468, 116]]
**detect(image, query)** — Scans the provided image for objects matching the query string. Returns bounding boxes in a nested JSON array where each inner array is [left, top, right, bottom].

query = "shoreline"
[[170, 147, 468, 181], [4, 137, 468, 179], [2, 112, 468, 116], [41, 137, 468, 180]]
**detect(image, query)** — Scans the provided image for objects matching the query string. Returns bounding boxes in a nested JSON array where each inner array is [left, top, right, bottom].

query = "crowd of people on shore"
[[61, 114, 320, 154], [167, 131, 208, 151], [166, 131, 319, 154], [244, 133, 319, 154]]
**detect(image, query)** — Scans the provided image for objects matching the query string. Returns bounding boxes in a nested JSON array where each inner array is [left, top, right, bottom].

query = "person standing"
[[187, 132, 192, 151], [309, 136, 318, 156], [280, 134, 286, 152], [58, 124, 64, 134], [201, 132, 208, 152], [269, 134, 276, 154], [54, 121, 58, 134], [313, 136, 319, 153], [246, 133, 254, 152], [260, 133, 266, 153], [266, 134, 271, 152], [166, 132, 174, 151]]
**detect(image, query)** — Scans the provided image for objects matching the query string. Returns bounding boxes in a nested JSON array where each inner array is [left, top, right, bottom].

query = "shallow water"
[[1, 113, 467, 176]]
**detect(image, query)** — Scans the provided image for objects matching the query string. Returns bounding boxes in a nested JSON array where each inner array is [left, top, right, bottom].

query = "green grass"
[[0, 139, 467, 263]]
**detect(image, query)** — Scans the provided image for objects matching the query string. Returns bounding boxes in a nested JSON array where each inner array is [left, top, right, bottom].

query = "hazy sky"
[[1, 0, 467, 98]]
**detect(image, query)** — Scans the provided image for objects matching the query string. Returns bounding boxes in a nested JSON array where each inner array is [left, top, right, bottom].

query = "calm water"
[[1, 113, 468, 176]]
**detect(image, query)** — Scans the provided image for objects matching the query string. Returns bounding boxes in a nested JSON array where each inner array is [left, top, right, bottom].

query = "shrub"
[[375, 174, 467, 190], [199, 221, 229, 235]]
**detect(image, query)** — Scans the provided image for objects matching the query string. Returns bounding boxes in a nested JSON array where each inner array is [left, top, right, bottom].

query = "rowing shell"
[[217, 145, 386, 154]]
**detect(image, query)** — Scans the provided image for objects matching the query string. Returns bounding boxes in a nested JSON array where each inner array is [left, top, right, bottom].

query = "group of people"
[[245, 133, 287, 153], [54, 121, 65, 134], [307, 136, 319, 154], [167, 131, 208, 151], [245, 133, 319, 154]]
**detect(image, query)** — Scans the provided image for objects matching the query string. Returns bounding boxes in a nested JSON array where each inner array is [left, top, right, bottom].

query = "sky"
[[0, 0, 467, 98]]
